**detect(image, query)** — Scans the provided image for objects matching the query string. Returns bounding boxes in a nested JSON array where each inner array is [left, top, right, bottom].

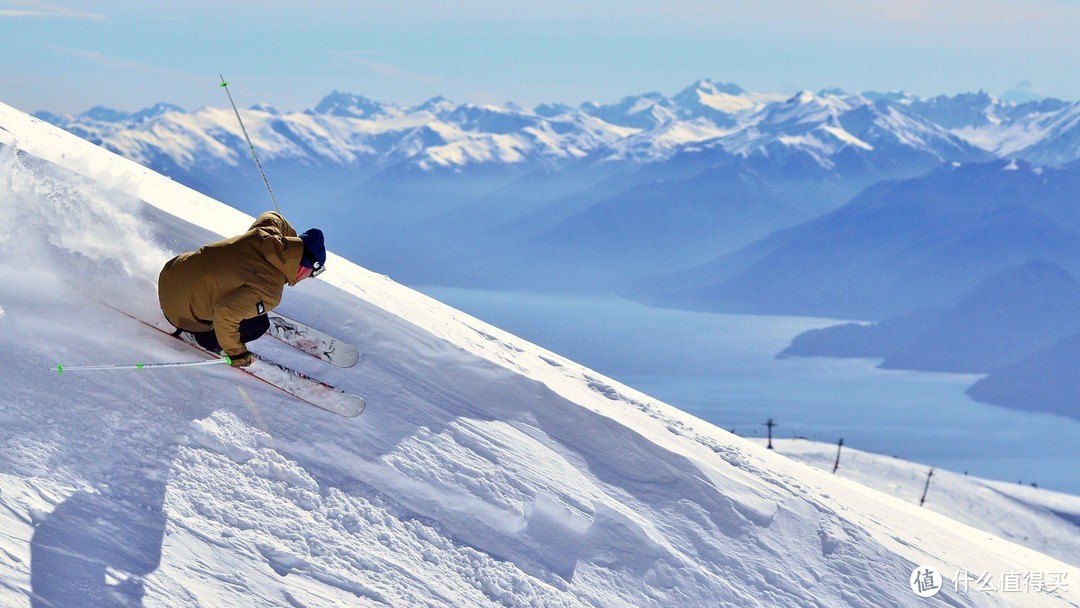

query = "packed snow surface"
[[751, 439, 1080, 568], [0, 101, 1077, 607]]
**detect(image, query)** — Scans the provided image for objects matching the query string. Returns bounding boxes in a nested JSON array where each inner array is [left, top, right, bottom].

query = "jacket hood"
[[278, 237, 306, 286]]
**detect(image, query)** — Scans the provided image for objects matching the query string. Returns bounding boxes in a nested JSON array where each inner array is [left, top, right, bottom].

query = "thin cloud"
[[0, 1, 104, 20], [47, 45, 206, 86], [331, 50, 442, 86], [49, 45, 154, 72]]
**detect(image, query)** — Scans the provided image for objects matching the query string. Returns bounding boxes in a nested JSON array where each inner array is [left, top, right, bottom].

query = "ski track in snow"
[[0, 101, 1077, 607]]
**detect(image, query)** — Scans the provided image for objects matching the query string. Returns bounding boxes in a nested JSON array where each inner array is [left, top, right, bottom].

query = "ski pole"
[[219, 74, 282, 216], [56, 357, 232, 375]]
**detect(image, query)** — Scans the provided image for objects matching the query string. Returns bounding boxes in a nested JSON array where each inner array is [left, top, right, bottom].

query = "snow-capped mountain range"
[[37, 79, 1080, 173], [32, 79, 1080, 294]]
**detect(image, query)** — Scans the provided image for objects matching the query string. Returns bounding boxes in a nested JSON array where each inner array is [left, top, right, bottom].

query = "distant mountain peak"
[[580, 91, 681, 129], [678, 79, 746, 97], [533, 102, 575, 118], [311, 91, 396, 118], [81, 105, 134, 123], [134, 102, 184, 119], [863, 90, 918, 105], [248, 102, 280, 115], [1002, 80, 1046, 104], [414, 96, 456, 115], [671, 80, 751, 122]]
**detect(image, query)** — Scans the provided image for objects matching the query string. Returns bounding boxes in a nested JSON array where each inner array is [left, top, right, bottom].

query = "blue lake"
[[420, 287, 1080, 496]]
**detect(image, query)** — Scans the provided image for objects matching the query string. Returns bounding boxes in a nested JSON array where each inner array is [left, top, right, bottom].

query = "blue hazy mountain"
[[643, 160, 1080, 319], [780, 261, 1080, 375], [967, 333, 1080, 421]]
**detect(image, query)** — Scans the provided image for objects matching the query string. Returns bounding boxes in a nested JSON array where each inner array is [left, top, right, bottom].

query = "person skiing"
[[157, 211, 326, 367]]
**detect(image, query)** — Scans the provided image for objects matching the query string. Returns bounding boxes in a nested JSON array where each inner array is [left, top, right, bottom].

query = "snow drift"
[[0, 102, 1076, 607]]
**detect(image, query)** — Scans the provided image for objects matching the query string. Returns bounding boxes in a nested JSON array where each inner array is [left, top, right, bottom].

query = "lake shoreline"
[[418, 286, 1080, 495]]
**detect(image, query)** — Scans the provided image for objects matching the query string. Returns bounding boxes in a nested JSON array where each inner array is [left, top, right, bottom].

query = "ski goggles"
[[296, 261, 325, 283]]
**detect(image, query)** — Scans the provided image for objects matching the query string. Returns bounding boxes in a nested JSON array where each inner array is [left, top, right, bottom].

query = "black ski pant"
[[189, 313, 270, 353]]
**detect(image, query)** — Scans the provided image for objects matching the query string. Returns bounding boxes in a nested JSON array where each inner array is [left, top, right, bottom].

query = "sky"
[[2, 0, 1080, 115]]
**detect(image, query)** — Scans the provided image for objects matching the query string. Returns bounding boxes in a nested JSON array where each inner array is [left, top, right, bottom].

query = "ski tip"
[[337, 350, 361, 369], [342, 397, 366, 418]]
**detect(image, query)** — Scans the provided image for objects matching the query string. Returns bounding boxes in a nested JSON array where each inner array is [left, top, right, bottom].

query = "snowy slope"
[[751, 439, 1080, 568], [0, 102, 1078, 607]]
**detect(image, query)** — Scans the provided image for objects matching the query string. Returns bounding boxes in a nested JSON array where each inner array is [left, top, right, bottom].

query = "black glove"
[[229, 351, 255, 368]]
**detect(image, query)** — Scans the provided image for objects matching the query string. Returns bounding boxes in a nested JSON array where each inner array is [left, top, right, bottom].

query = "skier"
[[157, 211, 326, 367]]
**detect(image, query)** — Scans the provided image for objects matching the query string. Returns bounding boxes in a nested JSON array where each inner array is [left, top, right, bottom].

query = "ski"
[[241, 356, 366, 417], [265, 314, 359, 368], [173, 331, 366, 418], [113, 307, 365, 417]]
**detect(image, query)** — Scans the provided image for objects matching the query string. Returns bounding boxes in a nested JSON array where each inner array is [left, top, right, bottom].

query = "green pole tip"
[[56, 364, 63, 375]]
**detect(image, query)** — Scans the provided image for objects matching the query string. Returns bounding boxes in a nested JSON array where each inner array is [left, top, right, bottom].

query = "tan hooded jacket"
[[158, 212, 305, 356]]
